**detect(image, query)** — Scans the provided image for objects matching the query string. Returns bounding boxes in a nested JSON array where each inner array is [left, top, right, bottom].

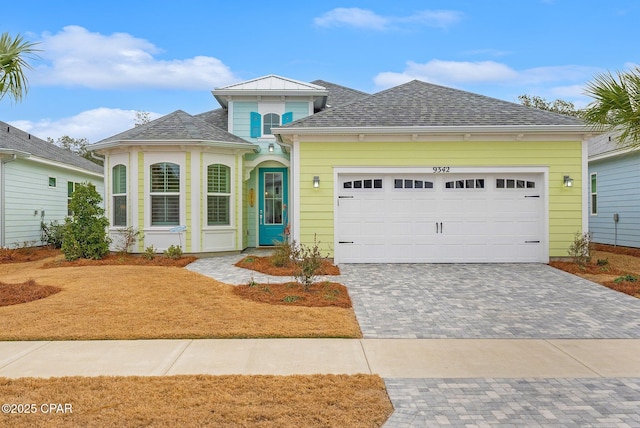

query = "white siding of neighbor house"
[[2, 158, 104, 247]]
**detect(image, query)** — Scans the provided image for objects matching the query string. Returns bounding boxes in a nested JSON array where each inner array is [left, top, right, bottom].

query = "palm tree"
[[0, 32, 40, 103], [582, 67, 640, 147]]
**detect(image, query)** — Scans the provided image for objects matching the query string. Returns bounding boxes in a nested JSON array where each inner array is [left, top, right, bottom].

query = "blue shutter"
[[282, 112, 293, 125], [250, 112, 261, 138]]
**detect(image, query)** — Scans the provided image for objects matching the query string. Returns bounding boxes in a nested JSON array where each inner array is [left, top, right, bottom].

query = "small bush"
[[41, 220, 65, 248], [142, 245, 156, 260], [291, 235, 327, 291], [271, 240, 293, 267], [568, 231, 592, 266], [614, 274, 638, 284], [163, 244, 183, 259], [115, 227, 144, 254]]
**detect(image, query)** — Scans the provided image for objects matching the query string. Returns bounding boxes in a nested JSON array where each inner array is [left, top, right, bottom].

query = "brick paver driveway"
[[339, 263, 640, 427]]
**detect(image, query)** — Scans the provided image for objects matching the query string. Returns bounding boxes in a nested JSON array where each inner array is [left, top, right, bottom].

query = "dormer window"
[[250, 112, 294, 138], [263, 113, 280, 135]]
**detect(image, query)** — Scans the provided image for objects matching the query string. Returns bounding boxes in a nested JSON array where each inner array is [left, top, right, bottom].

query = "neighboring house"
[[0, 121, 104, 247], [92, 75, 591, 263], [588, 132, 640, 248]]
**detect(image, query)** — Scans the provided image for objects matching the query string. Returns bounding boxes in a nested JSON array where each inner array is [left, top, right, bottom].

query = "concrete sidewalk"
[[2, 338, 640, 379]]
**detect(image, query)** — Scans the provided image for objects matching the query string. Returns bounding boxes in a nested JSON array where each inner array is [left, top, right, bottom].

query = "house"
[[588, 132, 640, 248], [0, 121, 104, 248], [91, 75, 591, 263]]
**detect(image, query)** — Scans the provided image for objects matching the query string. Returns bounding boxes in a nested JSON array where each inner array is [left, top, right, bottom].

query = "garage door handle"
[[525, 195, 540, 198], [525, 240, 540, 243], [338, 241, 354, 244], [436, 222, 443, 233], [337, 195, 354, 206]]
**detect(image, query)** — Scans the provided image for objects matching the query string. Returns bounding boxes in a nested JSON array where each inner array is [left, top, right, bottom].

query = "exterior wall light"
[[563, 175, 574, 187], [268, 143, 275, 152], [313, 176, 320, 188]]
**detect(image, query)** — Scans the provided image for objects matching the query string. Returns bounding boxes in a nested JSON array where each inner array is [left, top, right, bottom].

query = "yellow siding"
[[299, 140, 583, 258]]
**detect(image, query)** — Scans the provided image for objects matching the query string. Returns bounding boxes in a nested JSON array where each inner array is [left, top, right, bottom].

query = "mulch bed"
[[593, 243, 640, 258], [0, 246, 60, 263], [233, 281, 352, 308], [42, 252, 197, 268], [0, 280, 61, 307], [235, 255, 340, 276], [548, 261, 625, 276]]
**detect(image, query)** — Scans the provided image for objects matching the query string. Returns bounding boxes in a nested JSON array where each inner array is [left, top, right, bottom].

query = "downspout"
[[1, 154, 18, 247]]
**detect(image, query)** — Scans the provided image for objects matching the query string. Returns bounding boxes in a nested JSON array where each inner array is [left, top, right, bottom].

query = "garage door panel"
[[336, 173, 544, 263]]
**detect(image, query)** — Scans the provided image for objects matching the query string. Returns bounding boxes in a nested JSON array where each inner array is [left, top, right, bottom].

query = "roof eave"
[[90, 139, 258, 152]]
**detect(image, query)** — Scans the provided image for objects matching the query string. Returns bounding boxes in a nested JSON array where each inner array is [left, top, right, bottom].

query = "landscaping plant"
[[568, 231, 592, 266], [291, 235, 327, 291], [115, 226, 144, 253], [40, 220, 65, 248], [62, 183, 111, 260], [163, 244, 183, 259]]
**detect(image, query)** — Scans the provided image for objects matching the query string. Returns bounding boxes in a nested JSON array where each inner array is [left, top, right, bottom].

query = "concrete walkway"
[[1, 338, 640, 379]]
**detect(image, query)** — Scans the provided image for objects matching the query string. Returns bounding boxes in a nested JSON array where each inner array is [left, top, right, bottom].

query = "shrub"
[[271, 240, 293, 267], [291, 235, 327, 291], [61, 183, 111, 260], [41, 220, 65, 248], [115, 227, 144, 254], [614, 274, 638, 283], [142, 245, 156, 260], [568, 231, 592, 266], [163, 244, 183, 259]]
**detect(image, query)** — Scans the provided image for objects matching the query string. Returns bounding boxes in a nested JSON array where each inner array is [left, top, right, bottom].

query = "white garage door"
[[335, 172, 545, 263]]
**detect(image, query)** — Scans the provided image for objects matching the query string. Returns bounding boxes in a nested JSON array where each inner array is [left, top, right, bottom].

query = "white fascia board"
[[274, 124, 592, 137], [90, 140, 258, 152], [0, 149, 31, 158], [26, 155, 104, 178]]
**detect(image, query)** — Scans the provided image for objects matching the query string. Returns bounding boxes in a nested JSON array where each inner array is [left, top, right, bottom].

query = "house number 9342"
[[432, 167, 450, 173]]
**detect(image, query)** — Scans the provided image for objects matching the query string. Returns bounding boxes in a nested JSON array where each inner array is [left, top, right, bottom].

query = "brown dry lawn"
[[0, 252, 361, 340], [0, 374, 393, 427]]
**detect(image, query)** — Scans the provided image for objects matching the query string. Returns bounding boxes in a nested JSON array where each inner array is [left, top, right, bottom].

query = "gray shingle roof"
[[94, 110, 250, 145], [310, 80, 369, 109], [0, 120, 103, 174], [286, 80, 584, 128], [195, 108, 228, 131]]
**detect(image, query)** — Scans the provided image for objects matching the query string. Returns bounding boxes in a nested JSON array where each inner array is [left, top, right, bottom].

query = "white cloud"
[[10, 108, 162, 143], [32, 26, 238, 90], [374, 59, 599, 88], [374, 60, 519, 87], [314, 8, 462, 31]]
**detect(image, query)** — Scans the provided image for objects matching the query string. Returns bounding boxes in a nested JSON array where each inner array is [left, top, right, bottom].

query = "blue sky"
[[2, 0, 638, 143]]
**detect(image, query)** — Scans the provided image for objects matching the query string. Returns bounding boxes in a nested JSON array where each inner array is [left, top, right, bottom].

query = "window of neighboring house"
[[207, 164, 231, 225], [590, 173, 597, 215], [48, 177, 57, 187], [263, 113, 280, 135], [67, 181, 82, 216], [150, 162, 180, 226], [112, 164, 127, 226]]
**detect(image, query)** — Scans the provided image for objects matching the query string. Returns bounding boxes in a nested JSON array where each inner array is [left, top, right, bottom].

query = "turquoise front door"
[[259, 168, 288, 246]]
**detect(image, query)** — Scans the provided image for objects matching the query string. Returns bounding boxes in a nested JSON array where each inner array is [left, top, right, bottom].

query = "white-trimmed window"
[[112, 164, 127, 226], [590, 173, 597, 215], [263, 113, 280, 135], [49, 177, 57, 188], [150, 162, 180, 226], [207, 164, 230, 225]]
